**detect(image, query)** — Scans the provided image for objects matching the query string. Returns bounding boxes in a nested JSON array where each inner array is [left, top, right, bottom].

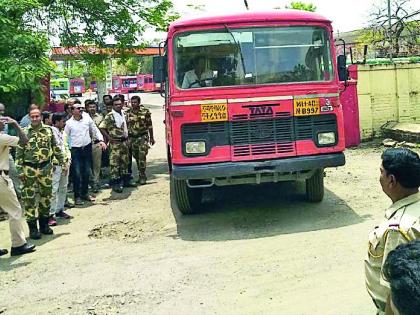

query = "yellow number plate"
[[201, 104, 228, 122], [294, 98, 320, 116]]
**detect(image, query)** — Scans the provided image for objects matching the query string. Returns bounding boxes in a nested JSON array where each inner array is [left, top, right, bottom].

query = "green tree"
[[0, 0, 178, 99], [0, 0, 53, 95], [284, 1, 316, 12], [363, 0, 419, 56]]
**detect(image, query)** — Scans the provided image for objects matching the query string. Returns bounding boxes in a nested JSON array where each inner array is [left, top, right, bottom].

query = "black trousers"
[[71, 144, 92, 199]]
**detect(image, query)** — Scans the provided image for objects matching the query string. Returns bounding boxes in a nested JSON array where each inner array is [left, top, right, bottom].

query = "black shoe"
[[81, 194, 96, 202], [123, 175, 137, 188], [112, 184, 123, 193], [123, 181, 137, 188], [10, 243, 36, 256], [0, 248, 8, 256], [75, 197, 84, 206], [27, 220, 41, 240], [39, 217, 54, 235], [64, 201, 75, 208]]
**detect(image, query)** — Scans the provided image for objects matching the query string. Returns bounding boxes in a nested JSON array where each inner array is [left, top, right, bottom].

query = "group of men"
[[0, 94, 154, 255]]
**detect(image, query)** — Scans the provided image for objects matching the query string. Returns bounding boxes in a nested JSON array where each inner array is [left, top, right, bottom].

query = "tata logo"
[[249, 106, 273, 115]]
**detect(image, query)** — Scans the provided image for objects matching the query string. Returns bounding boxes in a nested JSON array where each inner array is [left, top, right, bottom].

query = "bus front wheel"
[[305, 169, 324, 202], [171, 177, 202, 214]]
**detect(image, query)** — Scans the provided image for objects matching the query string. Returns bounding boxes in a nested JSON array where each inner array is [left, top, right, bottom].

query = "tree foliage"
[[0, 0, 178, 95], [284, 1, 317, 12], [0, 0, 54, 94], [362, 0, 419, 56]]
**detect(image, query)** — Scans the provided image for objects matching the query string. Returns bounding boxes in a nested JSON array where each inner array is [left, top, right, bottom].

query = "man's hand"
[[1, 116, 17, 126], [149, 137, 155, 146], [99, 141, 107, 150]]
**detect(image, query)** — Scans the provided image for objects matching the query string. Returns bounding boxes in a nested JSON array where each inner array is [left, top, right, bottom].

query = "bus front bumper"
[[172, 153, 345, 180]]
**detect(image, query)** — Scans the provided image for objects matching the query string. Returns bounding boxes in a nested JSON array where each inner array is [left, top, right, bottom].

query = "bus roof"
[[169, 10, 331, 32]]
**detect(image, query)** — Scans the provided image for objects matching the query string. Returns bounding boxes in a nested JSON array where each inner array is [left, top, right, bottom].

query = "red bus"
[[111, 75, 138, 94], [69, 78, 85, 96], [154, 11, 347, 214], [137, 74, 160, 92]]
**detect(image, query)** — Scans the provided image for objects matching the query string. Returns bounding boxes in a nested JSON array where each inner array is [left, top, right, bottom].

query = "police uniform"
[[15, 123, 64, 223], [0, 134, 27, 248], [126, 106, 153, 182], [365, 192, 420, 313], [99, 112, 130, 185]]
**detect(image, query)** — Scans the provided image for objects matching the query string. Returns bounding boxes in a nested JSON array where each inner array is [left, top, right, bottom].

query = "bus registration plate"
[[294, 98, 320, 116], [201, 104, 228, 122]]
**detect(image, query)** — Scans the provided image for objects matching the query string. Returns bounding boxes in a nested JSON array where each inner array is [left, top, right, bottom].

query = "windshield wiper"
[[223, 24, 247, 77]]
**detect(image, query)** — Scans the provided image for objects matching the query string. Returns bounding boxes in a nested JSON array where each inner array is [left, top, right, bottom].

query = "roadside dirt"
[[1, 93, 415, 314]]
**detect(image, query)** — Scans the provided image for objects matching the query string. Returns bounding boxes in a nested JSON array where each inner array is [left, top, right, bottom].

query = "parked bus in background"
[[154, 10, 349, 214], [137, 74, 160, 92], [69, 78, 85, 96], [110, 75, 138, 94]]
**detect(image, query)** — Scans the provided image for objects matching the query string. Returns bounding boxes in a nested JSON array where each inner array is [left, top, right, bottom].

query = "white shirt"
[[182, 69, 213, 89], [64, 112, 103, 148], [0, 134, 19, 170]]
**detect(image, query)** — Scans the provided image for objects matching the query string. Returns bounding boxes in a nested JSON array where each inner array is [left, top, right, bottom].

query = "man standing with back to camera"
[[365, 148, 420, 314]]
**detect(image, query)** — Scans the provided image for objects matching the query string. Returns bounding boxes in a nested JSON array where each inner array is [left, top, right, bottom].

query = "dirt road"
[[0, 93, 400, 314]]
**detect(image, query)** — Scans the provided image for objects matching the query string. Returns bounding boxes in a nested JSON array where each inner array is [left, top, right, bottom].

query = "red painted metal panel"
[[339, 65, 360, 147]]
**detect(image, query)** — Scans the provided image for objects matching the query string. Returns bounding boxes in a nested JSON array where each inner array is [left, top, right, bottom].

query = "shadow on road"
[[171, 181, 367, 241], [0, 232, 70, 271], [146, 158, 169, 181]]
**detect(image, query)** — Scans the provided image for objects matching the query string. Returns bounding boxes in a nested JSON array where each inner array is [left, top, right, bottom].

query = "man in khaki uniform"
[[0, 117, 35, 256], [365, 148, 420, 314], [86, 100, 104, 193]]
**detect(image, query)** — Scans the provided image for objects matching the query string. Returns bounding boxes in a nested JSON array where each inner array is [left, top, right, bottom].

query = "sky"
[[143, 0, 386, 42], [170, 0, 379, 33]]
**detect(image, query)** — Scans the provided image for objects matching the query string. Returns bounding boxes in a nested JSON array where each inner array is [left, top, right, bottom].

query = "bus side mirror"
[[153, 55, 167, 83], [337, 55, 347, 82]]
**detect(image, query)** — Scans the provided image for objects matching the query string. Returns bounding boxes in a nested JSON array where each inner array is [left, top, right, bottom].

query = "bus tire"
[[306, 169, 324, 202], [171, 177, 202, 214]]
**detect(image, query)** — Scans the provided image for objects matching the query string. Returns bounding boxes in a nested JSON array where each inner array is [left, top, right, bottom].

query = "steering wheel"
[[188, 77, 215, 89]]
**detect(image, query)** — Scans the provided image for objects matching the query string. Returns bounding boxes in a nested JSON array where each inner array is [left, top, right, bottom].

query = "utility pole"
[[388, 0, 393, 61]]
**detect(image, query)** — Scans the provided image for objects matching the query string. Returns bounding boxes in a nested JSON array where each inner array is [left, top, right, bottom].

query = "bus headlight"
[[317, 132, 336, 145], [185, 141, 206, 154]]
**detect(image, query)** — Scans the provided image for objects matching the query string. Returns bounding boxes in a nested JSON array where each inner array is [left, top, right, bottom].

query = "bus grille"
[[181, 114, 337, 158]]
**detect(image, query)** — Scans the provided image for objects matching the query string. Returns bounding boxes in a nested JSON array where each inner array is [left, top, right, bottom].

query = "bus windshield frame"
[[173, 26, 334, 90]]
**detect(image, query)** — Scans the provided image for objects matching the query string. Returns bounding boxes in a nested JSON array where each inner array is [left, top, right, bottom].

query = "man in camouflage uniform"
[[15, 108, 65, 239], [127, 96, 155, 185], [99, 96, 136, 193]]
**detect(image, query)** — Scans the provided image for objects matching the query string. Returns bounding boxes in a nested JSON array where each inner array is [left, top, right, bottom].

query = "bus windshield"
[[174, 26, 333, 89]]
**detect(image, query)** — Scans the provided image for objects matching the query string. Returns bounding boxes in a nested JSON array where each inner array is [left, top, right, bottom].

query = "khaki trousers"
[[0, 174, 26, 247], [92, 142, 102, 185]]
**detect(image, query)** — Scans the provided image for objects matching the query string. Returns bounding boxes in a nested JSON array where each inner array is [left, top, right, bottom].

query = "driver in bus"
[[181, 57, 214, 89]]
